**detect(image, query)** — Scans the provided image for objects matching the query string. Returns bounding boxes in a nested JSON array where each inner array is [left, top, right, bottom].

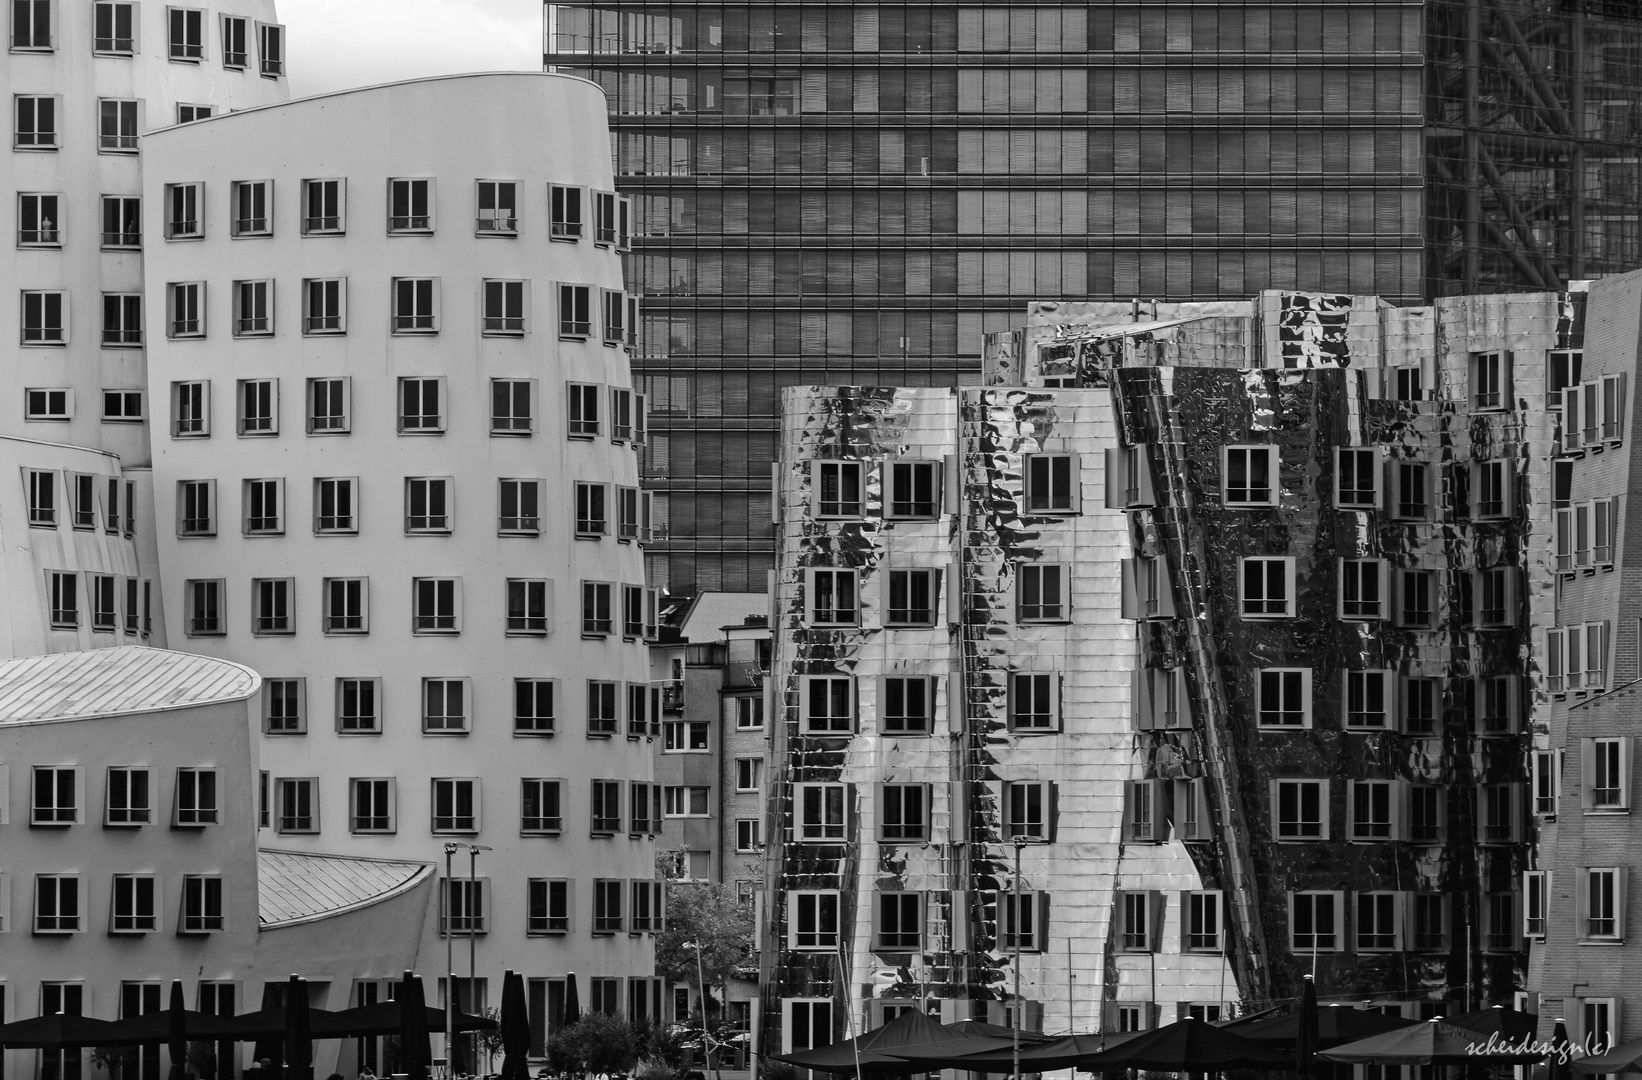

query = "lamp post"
[[1011, 835, 1031, 1080], [683, 941, 710, 1074], [467, 844, 492, 1077], [444, 843, 459, 1080]]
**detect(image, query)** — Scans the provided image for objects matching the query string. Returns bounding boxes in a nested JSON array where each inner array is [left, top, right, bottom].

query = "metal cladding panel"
[[1110, 300, 1565, 1008], [764, 384, 1232, 1043]]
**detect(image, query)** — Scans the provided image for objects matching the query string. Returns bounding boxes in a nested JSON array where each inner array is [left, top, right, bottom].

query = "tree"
[[655, 879, 755, 1080], [547, 1014, 640, 1078]]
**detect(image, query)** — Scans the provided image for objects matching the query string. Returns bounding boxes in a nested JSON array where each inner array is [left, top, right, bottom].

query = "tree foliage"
[[547, 1014, 641, 1077], [654, 880, 755, 1004]]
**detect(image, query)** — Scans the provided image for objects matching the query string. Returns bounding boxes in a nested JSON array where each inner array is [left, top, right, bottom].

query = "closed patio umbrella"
[[167, 981, 189, 1080], [560, 974, 580, 1029], [1297, 976, 1320, 1079], [498, 972, 530, 1080], [250, 984, 284, 1071], [1551, 1019, 1576, 1080], [398, 973, 433, 1080], [284, 977, 313, 1080]]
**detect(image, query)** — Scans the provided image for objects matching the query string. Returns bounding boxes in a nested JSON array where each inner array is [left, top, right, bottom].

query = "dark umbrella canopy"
[[1241, 1007, 1414, 1048], [1571, 1033, 1642, 1074], [499, 971, 530, 1080], [121, 1010, 285, 1044], [312, 1002, 496, 1039], [1077, 1016, 1295, 1071], [1319, 1019, 1546, 1065], [887, 1032, 1134, 1072], [1447, 1007, 1540, 1042], [167, 981, 189, 1080], [561, 973, 580, 1029], [1551, 1019, 1576, 1080], [399, 973, 433, 1080], [285, 976, 313, 1080], [0, 1013, 138, 1049], [776, 1009, 971, 1073], [1296, 976, 1320, 1078], [251, 983, 284, 1070]]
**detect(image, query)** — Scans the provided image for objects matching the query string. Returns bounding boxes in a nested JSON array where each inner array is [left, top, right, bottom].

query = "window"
[[664, 786, 710, 817], [480, 278, 526, 334], [101, 389, 143, 422], [617, 486, 642, 541], [232, 279, 272, 336], [1240, 557, 1295, 617], [1256, 668, 1311, 728], [11, 0, 50, 48], [1290, 891, 1342, 952], [578, 580, 612, 636], [521, 778, 562, 834], [810, 460, 863, 518], [296, 377, 350, 435], [21, 289, 66, 343], [18, 192, 60, 246], [35, 875, 81, 932], [1406, 893, 1449, 951], [247, 579, 294, 642], [259, 674, 305, 733], [1118, 890, 1160, 951], [69, 474, 96, 531], [186, 579, 223, 633], [733, 695, 765, 730], [347, 778, 394, 833], [736, 818, 763, 851], [315, 578, 369, 637], [1124, 779, 1168, 842], [528, 879, 570, 934], [336, 677, 380, 732], [1343, 671, 1391, 730], [111, 875, 157, 933], [25, 469, 55, 526], [170, 381, 209, 436], [1471, 350, 1512, 411], [551, 184, 584, 238], [875, 892, 922, 950], [218, 11, 247, 64], [256, 20, 283, 75], [388, 178, 433, 232], [47, 570, 77, 628], [1356, 892, 1401, 951], [15, 93, 62, 152], [610, 387, 635, 442], [602, 288, 625, 344], [33, 765, 80, 824], [1398, 676, 1440, 736], [574, 482, 608, 537], [165, 281, 207, 338], [1004, 780, 1053, 840], [240, 478, 284, 537], [1389, 460, 1430, 520], [314, 477, 357, 534], [1548, 622, 1612, 694], [1405, 784, 1445, 844], [1580, 867, 1627, 940], [1584, 737, 1632, 812], [586, 679, 619, 735], [1017, 563, 1067, 622], [507, 579, 550, 634], [476, 179, 516, 234], [1339, 559, 1386, 620], [1393, 569, 1435, 628], [664, 719, 709, 751], [106, 766, 150, 825], [1184, 891, 1222, 952], [498, 478, 540, 535], [276, 777, 318, 832], [441, 878, 485, 935], [881, 676, 933, 734], [125, 577, 144, 636], [303, 278, 345, 333], [225, 180, 271, 238], [1477, 784, 1521, 844], [99, 98, 139, 151], [174, 767, 219, 825], [1533, 749, 1560, 816], [879, 784, 928, 842], [796, 783, 848, 841], [1134, 668, 1191, 731], [622, 585, 644, 639], [1335, 448, 1379, 508], [1473, 460, 1512, 519], [421, 678, 468, 733], [881, 459, 942, 519], [1348, 780, 1399, 841], [233, 378, 275, 435], [302, 179, 344, 233], [431, 777, 479, 832], [594, 190, 618, 244], [1008, 671, 1057, 732], [1471, 567, 1516, 628], [789, 891, 840, 949], [1272, 780, 1327, 840], [806, 567, 858, 626], [396, 377, 445, 433], [1103, 444, 1155, 508], [405, 477, 451, 533], [590, 779, 621, 833], [883, 568, 939, 626], [1223, 446, 1278, 506], [800, 674, 854, 733], [551, 284, 595, 342], [1471, 675, 1518, 735], [167, 6, 203, 58], [1524, 871, 1549, 940], [1024, 453, 1078, 513], [26, 387, 70, 420], [97, 196, 139, 252], [1121, 556, 1175, 620], [392, 277, 439, 333]]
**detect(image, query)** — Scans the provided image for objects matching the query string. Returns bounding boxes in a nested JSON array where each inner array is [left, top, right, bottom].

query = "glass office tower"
[[543, 3, 1442, 593]]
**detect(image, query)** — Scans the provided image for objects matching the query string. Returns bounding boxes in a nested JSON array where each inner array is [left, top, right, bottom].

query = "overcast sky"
[[279, 0, 542, 97]]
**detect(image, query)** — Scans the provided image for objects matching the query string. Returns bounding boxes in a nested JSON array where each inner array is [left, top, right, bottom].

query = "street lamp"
[[682, 941, 710, 1073], [444, 843, 459, 1080], [467, 844, 493, 1076], [1011, 834, 1037, 1080]]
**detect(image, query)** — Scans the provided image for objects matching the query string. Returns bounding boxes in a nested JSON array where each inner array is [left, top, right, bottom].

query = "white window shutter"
[[1619, 868, 1631, 940], [74, 766, 86, 823], [1622, 737, 1635, 811], [1131, 668, 1154, 731], [1582, 739, 1597, 811], [1105, 447, 1126, 509]]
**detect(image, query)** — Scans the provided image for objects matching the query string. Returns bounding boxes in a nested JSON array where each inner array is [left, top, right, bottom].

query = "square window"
[[887, 460, 941, 519], [101, 389, 143, 422], [350, 777, 395, 833], [1223, 446, 1279, 506], [1239, 557, 1294, 618], [1402, 677, 1440, 736], [440, 878, 486, 935], [1008, 672, 1057, 731], [1473, 460, 1512, 519], [26, 387, 71, 421], [18, 192, 61, 246], [1272, 779, 1328, 840], [302, 277, 346, 333], [1339, 559, 1386, 620], [1395, 569, 1434, 628], [1409, 784, 1446, 843], [998, 890, 1047, 951], [1257, 668, 1311, 728], [110, 875, 157, 933], [243, 478, 284, 536], [514, 679, 556, 735], [875, 892, 923, 949], [813, 461, 864, 518], [1024, 453, 1079, 513], [476, 180, 517, 235], [405, 477, 452, 533], [32, 765, 80, 824], [664, 720, 709, 751], [590, 779, 622, 833], [1348, 780, 1397, 841], [483, 279, 526, 334], [795, 784, 847, 841], [230, 180, 271, 237], [527, 878, 570, 934], [412, 577, 460, 633], [1183, 891, 1222, 952], [336, 677, 381, 732], [34, 875, 81, 932], [1471, 568, 1516, 628], [1355, 892, 1402, 951], [1584, 737, 1631, 812], [21, 289, 67, 344], [559, 283, 591, 337], [391, 277, 439, 333], [98, 195, 139, 250], [174, 767, 219, 825], [1016, 563, 1068, 622], [521, 778, 563, 834], [11, 0, 52, 49], [575, 481, 609, 538], [1335, 448, 1380, 508], [388, 178, 434, 233], [878, 784, 927, 842], [882, 676, 933, 734], [432, 777, 479, 832], [422, 678, 469, 733], [582, 580, 613, 635], [1471, 351, 1512, 412], [14, 94, 58, 149], [314, 477, 358, 534], [887, 568, 938, 626], [1004, 780, 1052, 840], [1288, 894, 1338, 952], [1117, 890, 1159, 951], [301, 179, 345, 234], [498, 478, 541, 534], [506, 578, 550, 634], [1390, 461, 1430, 520], [735, 818, 762, 852], [587, 679, 619, 735], [806, 567, 858, 626], [801, 675, 854, 733], [307, 377, 350, 433], [1343, 671, 1391, 729], [1524, 871, 1548, 939]]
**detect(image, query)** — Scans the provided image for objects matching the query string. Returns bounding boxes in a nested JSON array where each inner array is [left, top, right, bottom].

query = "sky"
[[277, 0, 543, 97]]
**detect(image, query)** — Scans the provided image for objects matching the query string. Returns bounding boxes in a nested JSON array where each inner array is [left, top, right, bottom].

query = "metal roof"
[[679, 592, 767, 643], [258, 849, 433, 927], [0, 646, 260, 725]]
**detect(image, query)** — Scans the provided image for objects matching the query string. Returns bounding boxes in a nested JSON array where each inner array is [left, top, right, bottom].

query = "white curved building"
[[4, 0, 288, 465], [142, 73, 661, 1032]]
